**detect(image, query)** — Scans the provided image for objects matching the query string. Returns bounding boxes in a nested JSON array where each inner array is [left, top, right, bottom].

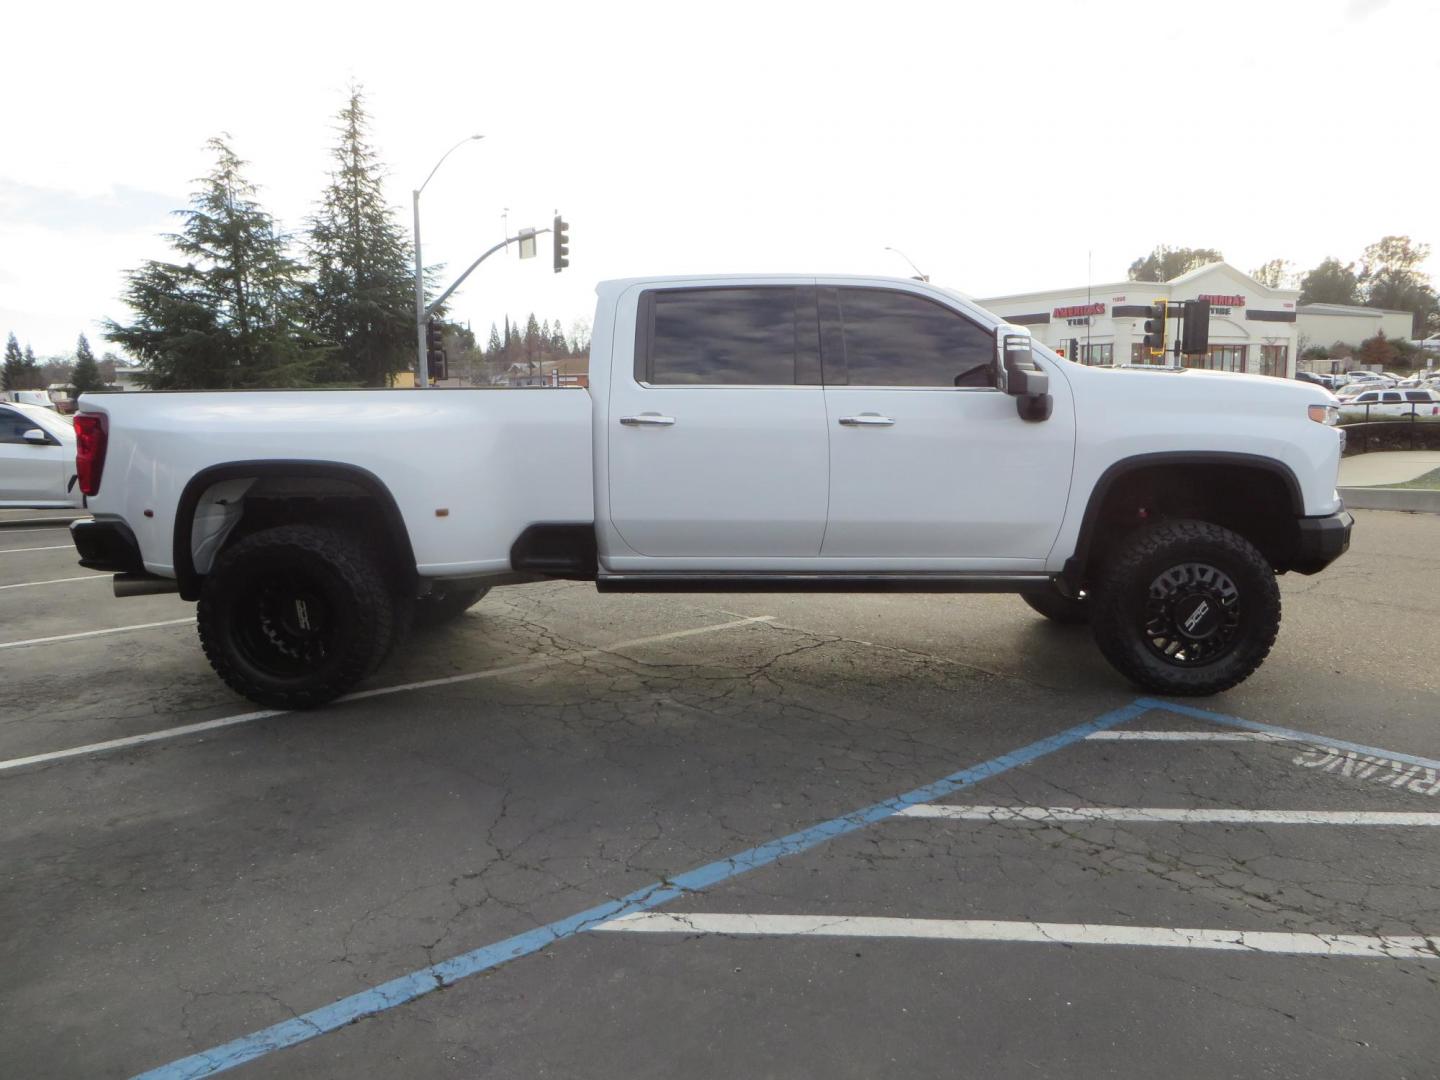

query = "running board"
[[596, 573, 1055, 594]]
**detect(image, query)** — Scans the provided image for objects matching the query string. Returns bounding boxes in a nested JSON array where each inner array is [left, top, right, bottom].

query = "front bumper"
[[70, 515, 145, 574], [1291, 509, 1353, 575]]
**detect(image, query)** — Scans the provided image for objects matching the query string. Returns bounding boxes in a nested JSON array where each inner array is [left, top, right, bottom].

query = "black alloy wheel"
[[1142, 562, 1241, 665]]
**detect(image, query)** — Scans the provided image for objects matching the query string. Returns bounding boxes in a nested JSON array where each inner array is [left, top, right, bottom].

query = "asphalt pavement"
[[3, 509, 1439, 1079]]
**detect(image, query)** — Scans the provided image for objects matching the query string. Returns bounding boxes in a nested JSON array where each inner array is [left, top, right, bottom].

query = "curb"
[[1338, 487, 1440, 514]]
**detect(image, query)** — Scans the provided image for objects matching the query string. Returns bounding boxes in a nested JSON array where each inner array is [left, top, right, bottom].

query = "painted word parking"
[[4, 507, 1440, 1079]]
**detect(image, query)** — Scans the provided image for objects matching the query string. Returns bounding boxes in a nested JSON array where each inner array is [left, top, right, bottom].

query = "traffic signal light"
[[1143, 301, 1168, 356], [426, 318, 447, 382], [553, 213, 569, 273], [1181, 298, 1211, 355]]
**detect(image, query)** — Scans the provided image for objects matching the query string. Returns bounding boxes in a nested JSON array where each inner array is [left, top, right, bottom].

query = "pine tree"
[[486, 323, 502, 357], [20, 345, 42, 388], [71, 333, 106, 396], [306, 87, 417, 387], [105, 136, 316, 389], [524, 313, 541, 371], [1, 333, 22, 391]]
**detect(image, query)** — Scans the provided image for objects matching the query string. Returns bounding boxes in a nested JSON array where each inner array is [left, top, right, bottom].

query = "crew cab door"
[[0, 406, 69, 507], [818, 285, 1074, 566], [606, 284, 829, 559]]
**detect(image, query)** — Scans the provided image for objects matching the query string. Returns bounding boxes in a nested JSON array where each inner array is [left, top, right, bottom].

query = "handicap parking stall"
[[3, 507, 1440, 1079]]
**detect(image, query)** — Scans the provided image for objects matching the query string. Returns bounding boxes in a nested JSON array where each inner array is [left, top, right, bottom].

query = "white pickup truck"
[[70, 274, 1351, 707]]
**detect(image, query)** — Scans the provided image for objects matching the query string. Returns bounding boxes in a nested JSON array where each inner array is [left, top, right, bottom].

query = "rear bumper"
[[70, 516, 145, 574], [1290, 509, 1353, 575]]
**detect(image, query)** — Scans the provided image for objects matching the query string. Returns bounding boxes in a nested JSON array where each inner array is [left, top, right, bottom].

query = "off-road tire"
[[197, 525, 395, 709], [1090, 519, 1280, 696], [412, 585, 490, 630], [1022, 590, 1090, 625]]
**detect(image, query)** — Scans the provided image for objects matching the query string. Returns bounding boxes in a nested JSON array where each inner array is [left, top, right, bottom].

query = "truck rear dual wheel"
[[197, 525, 395, 709], [1089, 519, 1280, 697]]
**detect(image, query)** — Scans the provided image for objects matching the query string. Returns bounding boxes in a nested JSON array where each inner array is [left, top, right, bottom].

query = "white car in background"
[[0, 401, 80, 508], [1337, 388, 1440, 418]]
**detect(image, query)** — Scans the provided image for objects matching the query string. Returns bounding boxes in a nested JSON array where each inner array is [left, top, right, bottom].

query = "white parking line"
[[0, 574, 108, 592], [0, 615, 775, 772], [594, 912, 1440, 959], [896, 805, 1440, 826], [0, 618, 196, 650], [0, 544, 73, 554], [1087, 731, 1285, 742]]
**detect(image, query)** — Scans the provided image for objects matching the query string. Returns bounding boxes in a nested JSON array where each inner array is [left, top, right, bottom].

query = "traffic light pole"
[[424, 229, 552, 322], [413, 192, 428, 388]]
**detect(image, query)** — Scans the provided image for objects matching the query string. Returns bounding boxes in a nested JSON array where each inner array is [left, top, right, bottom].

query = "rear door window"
[[639, 287, 820, 386], [1382, 392, 1402, 403]]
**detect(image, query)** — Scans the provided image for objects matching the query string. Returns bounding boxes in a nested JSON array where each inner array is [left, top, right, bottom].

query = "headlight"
[[1307, 403, 1339, 426]]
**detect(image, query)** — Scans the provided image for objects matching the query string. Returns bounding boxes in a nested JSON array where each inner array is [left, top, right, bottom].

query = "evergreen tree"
[[486, 323, 502, 357], [306, 87, 417, 386], [20, 345, 42, 388], [105, 136, 317, 389], [70, 333, 106, 396], [524, 313, 541, 370], [1, 333, 22, 391]]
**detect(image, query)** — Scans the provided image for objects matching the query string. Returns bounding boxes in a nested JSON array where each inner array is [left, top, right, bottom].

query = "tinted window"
[[1405, 391, 1431, 402], [644, 287, 819, 385], [1382, 392, 1402, 403], [833, 288, 995, 387], [1356, 392, 1377, 402], [0, 407, 40, 444]]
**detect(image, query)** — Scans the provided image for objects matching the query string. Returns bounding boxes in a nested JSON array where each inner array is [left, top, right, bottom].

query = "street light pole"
[[884, 246, 930, 283], [413, 135, 483, 388]]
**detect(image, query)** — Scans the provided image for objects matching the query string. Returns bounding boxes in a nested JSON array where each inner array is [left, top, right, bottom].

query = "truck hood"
[[1061, 362, 1335, 408]]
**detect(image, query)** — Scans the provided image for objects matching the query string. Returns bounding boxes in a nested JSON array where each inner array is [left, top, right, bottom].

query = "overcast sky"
[[3, 0, 1437, 359]]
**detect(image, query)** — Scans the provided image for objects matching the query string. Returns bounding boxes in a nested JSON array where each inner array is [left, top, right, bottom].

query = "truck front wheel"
[[197, 525, 395, 709], [1089, 519, 1280, 696]]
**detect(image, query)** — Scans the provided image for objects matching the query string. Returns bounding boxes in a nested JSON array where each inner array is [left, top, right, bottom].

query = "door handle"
[[838, 414, 895, 427], [619, 414, 676, 426]]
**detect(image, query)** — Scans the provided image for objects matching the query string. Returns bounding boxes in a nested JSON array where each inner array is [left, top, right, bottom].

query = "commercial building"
[[977, 262, 1299, 379], [1295, 303, 1414, 368]]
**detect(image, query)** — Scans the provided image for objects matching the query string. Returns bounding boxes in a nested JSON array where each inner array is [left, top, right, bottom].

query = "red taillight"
[[74, 412, 108, 497]]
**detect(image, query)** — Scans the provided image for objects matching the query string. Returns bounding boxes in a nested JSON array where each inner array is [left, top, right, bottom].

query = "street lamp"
[[413, 134, 483, 388], [884, 246, 929, 283]]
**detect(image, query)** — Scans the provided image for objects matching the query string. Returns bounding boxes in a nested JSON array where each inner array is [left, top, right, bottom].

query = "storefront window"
[[1079, 342, 1113, 366], [1258, 345, 1288, 378], [1129, 343, 1167, 365], [1187, 345, 1249, 372]]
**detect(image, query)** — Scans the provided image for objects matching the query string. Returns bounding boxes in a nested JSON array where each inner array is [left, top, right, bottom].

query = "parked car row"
[[1299, 369, 1440, 394], [0, 400, 81, 508]]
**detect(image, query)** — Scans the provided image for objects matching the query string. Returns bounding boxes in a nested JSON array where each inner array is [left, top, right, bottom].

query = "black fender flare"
[[1063, 451, 1304, 586], [172, 460, 416, 600]]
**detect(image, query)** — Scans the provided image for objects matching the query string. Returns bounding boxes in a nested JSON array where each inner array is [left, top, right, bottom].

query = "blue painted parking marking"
[[133, 701, 1151, 1079], [1137, 698, 1440, 771], [136, 696, 1440, 1078]]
